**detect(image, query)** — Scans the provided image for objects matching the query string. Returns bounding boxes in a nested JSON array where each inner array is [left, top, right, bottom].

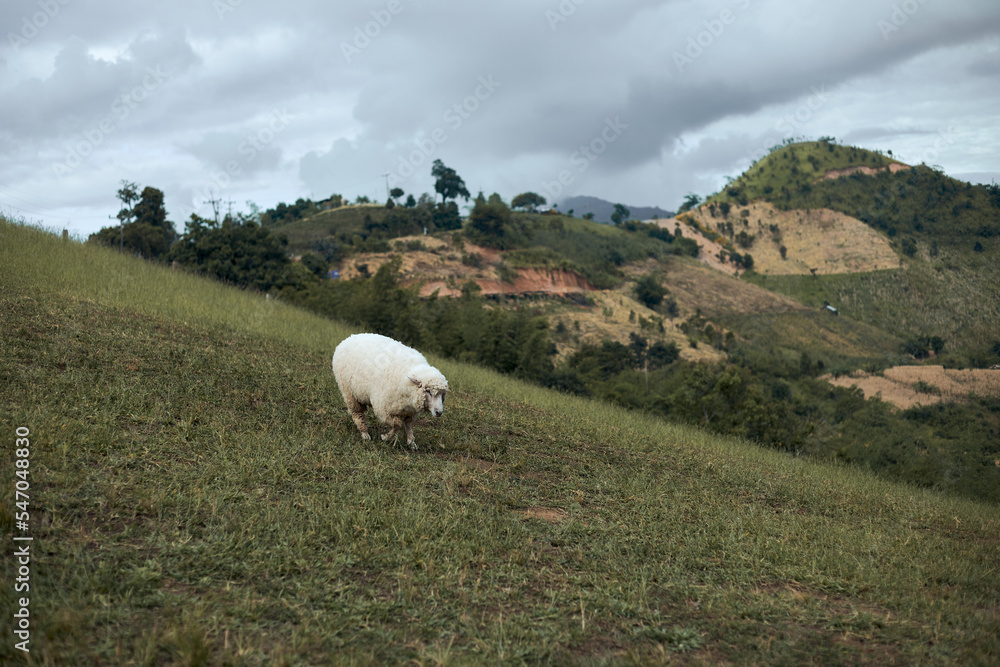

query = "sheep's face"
[[410, 376, 446, 417], [424, 388, 446, 417]]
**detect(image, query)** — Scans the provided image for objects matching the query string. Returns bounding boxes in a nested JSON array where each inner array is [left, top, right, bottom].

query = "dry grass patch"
[[678, 201, 901, 276], [517, 507, 569, 523], [823, 366, 1000, 409]]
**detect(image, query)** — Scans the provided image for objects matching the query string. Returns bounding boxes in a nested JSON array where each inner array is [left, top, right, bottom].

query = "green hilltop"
[[3, 216, 999, 663], [707, 139, 905, 207]]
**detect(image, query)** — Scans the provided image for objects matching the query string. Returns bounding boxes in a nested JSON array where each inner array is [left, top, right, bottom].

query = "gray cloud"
[[0, 0, 998, 234]]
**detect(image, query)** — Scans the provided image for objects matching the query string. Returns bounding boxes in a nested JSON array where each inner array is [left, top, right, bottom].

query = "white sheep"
[[332, 333, 448, 449]]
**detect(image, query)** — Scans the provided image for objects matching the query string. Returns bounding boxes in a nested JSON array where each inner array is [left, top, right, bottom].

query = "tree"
[[390, 187, 404, 203], [89, 184, 176, 259], [166, 214, 295, 292], [431, 159, 470, 203], [432, 201, 462, 231], [511, 192, 547, 212], [635, 273, 667, 309], [404, 194, 417, 208], [648, 340, 679, 370], [677, 193, 701, 214], [465, 197, 529, 249], [132, 187, 169, 229], [610, 203, 630, 225], [115, 180, 140, 250], [466, 197, 510, 243]]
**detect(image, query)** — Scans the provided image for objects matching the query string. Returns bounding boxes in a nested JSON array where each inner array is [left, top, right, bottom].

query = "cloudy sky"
[[2, 0, 999, 237]]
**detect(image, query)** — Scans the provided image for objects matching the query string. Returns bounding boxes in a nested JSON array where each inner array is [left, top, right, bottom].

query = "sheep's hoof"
[[360, 432, 371, 441], [408, 441, 418, 451], [380, 433, 390, 442]]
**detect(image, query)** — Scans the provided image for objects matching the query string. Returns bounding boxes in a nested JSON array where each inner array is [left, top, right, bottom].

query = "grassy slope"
[[2, 219, 999, 664], [743, 250, 1000, 360], [276, 205, 390, 254], [652, 255, 905, 369]]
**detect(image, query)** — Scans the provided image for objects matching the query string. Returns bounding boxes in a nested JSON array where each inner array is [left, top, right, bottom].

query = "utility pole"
[[382, 172, 391, 201], [206, 198, 221, 225]]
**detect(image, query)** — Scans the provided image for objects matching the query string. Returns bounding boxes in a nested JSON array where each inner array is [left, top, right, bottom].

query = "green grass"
[[743, 248, 1000, 359], [2, 218, 999, 664], [275, 205, 391, 254]]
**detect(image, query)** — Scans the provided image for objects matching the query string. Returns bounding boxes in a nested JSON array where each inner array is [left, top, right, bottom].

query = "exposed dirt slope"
[[423, 267, 591, 298], [650, 218, 739, 276], [547, 288, 726, 364], [823, 366, 1000, 410], [337, 236, 594, 297], [670, 201, 901, 276], [821, 163, 910, 181]]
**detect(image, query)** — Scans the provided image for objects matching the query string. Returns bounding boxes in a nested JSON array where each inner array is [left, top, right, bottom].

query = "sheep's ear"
[[408, 376, 421, 386]]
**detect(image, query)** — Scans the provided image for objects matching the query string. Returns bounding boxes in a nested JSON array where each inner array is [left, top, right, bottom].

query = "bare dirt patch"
[[517, 507, 568, 523], [462, 457, 499, 473], [651, 217, 739, 276], [823, 365, 1000, 409], [423, 267, 592, 298], [336, 236, 593, 298], [821, 163, 910, 181]]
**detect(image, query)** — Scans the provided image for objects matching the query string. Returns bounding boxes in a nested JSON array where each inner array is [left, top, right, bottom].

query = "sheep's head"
[[409, 375, 447, 417]]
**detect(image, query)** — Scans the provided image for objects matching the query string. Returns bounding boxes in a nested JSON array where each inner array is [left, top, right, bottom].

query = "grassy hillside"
[[699, 141, 1000, 359], [743, 251, 1000, 364], [275, 204, 391, 255], [2, 218, 999, 664], [707, 140, 905, 208]]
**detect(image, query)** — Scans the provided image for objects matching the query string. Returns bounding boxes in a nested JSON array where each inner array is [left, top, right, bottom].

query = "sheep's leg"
[[404, 418, 417, 450], [344, 395, 370, 441], [380, 416, 405, 445]]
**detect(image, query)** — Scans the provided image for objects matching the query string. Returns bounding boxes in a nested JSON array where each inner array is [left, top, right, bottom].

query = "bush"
[[635, 274, 667, 308]]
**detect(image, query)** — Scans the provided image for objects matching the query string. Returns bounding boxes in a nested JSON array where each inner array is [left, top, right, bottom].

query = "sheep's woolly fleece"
[[332, 333, 448, 448]]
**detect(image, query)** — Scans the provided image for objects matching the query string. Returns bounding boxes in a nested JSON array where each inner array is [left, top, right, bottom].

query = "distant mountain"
[[556, 195, 673, 224]]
